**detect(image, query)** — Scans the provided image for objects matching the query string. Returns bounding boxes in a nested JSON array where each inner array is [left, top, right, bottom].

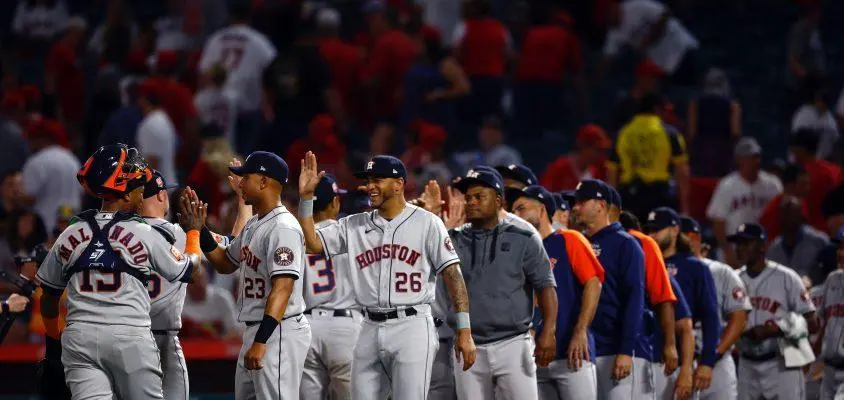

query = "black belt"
[[825, 358, 844, 370], [304, 309, 354, 318], [365, 307, 417, 322], [151, 329, 179, 335], [740, 352, 778, 362], [244, 313, 303, 326]]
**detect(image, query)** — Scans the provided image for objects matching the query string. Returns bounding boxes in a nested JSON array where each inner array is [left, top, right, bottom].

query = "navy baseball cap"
[[552, 193, 569, 211], [354, 155, 407, 180], [229, 151, 289, 183], [511, 185, 556, 219], [495, 164, 538, 187], [559, 191, 575, 208], [313, 173, 347, 210], [832, 227, 844, 244], [608, 187, 622, 209], [727, 223, 766, 242], [454, 168, 505, 196], [644, 207, 680, 232], [679, 216, 701, 235], [574, 179, 611, 202], [143, 169, 178, 199]]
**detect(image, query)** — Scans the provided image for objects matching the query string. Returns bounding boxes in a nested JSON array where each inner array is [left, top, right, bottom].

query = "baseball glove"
[[36, 337, 71, 400]]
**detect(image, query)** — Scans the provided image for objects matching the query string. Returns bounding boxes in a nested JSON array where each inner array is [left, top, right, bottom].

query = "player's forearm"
[[676, 318, 695, 369], [538, 286, 558, 333], [205, 247, 238, 274], [656, 302, 677, 348], [230, 202, 252, 237], [573, 277, 601, 333], [40, 290, 61, 338], [442, 263, 469, 313], [700, 304, 721, 366], [805, 312, 820, 334], [717, 311, 747, 355], [296, 214, 325, 254], [264, 276, 295, 321]]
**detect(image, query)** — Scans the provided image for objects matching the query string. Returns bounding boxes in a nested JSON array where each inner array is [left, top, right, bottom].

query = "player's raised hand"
[[244, 343, 266, 370], [443, 186, 466, 229], [299, 151, 325, 199], [178, 187, 207, 231], [567, 328, 589, 370], [227, 158, 244, 195], [420, 180, 444, 215], [454, 328, 476, 371]]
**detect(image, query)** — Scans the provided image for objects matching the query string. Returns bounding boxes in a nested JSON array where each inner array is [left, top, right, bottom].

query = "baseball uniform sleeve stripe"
[[270, 269, 301, 279], [36, 274, 66, 290], [168, 259, 192, 283], [435, 258, 460, 274], [316, 229, 332, 259], [225, 247, 239, 264], [561, 230, 605, 284]]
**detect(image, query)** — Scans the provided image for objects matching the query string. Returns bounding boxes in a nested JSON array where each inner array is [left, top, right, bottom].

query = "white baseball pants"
[[154, 331, 189, 400], [595, 355, 654, 400], [537, 359, 598, 400], [454, 331, 538, 400], [235, 315, 311, 400], [738, 356, 805, 400]]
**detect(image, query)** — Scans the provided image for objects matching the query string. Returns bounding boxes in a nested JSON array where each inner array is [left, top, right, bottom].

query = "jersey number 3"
[[308, 254, 335, 294]]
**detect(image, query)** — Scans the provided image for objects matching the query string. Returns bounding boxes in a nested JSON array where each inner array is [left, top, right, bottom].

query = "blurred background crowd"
[[0, 0, 844, 352]]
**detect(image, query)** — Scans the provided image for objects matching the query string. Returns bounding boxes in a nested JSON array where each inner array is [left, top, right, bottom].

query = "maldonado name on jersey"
[[57, 225, 151, 265]]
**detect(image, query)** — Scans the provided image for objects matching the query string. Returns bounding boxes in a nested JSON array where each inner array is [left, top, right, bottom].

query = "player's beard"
[[657, 235, 672, 252]]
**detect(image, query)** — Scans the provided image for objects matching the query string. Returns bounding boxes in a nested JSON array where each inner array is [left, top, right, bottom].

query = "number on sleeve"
[[394, 272, 423, 293], [308, 254, 336, 294]]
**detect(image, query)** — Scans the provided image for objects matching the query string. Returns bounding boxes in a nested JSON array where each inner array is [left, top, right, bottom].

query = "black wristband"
[[200, 226, 218, 253], [1, 301, 9, 314], [254, 315, 279, 344]]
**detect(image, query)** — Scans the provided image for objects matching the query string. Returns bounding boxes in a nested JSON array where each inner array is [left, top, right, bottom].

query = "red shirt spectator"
[[790, 130, 840, 232], [541, 124, 611, 191], [45, 19, 86, 127], [319, 35, 362, 118], [286, 115, 347, 179], [364, 29, 417, 119], [516, 14, 582, 83], [454, 17, 510, 78]]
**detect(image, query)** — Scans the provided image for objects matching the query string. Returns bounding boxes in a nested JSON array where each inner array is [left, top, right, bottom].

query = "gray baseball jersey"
[[820, 270, 844, 362], [737, 260, 816, 358], [36, 212, 192, 327], [145, 217, 188, 330], [303, 219, 356, 310], [225, 206, 306, 320], [316, 203, 459, 308], [704, 258, 753, 322]]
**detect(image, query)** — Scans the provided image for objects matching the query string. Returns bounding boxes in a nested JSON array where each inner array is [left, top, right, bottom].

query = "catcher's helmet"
[[77, 144, 150, 199]]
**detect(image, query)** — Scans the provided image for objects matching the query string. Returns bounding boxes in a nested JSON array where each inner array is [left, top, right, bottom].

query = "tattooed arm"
[[442, 263, 476, 370]]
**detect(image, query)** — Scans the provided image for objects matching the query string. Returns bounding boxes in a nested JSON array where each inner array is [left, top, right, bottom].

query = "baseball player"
[[550, 192, 570, 231], [607, 189, 680, 382], [495, 163, 539, 210], [817, 229, 844, 400], [298, 152, 476, 400], [446, 173, 558, 399], [190, 151, 311, 400], [732, 223, 819, 400], [618, 210, 695, 400], [512, 185, 604, 400], [36, 144, 202, 399], [572, 179, 648, 400], [646, 208, 722, 397], [299, 173, 361, 400], [680, 215, 751, 400], [140, 169, 190, 400]]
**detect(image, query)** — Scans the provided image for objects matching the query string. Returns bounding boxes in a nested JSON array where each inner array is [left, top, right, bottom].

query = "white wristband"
[[456, 312, 471, 330], [299, 198, 314, 217]]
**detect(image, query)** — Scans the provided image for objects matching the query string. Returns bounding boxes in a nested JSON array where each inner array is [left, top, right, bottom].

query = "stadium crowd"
[[2, 0, 844, 398]]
